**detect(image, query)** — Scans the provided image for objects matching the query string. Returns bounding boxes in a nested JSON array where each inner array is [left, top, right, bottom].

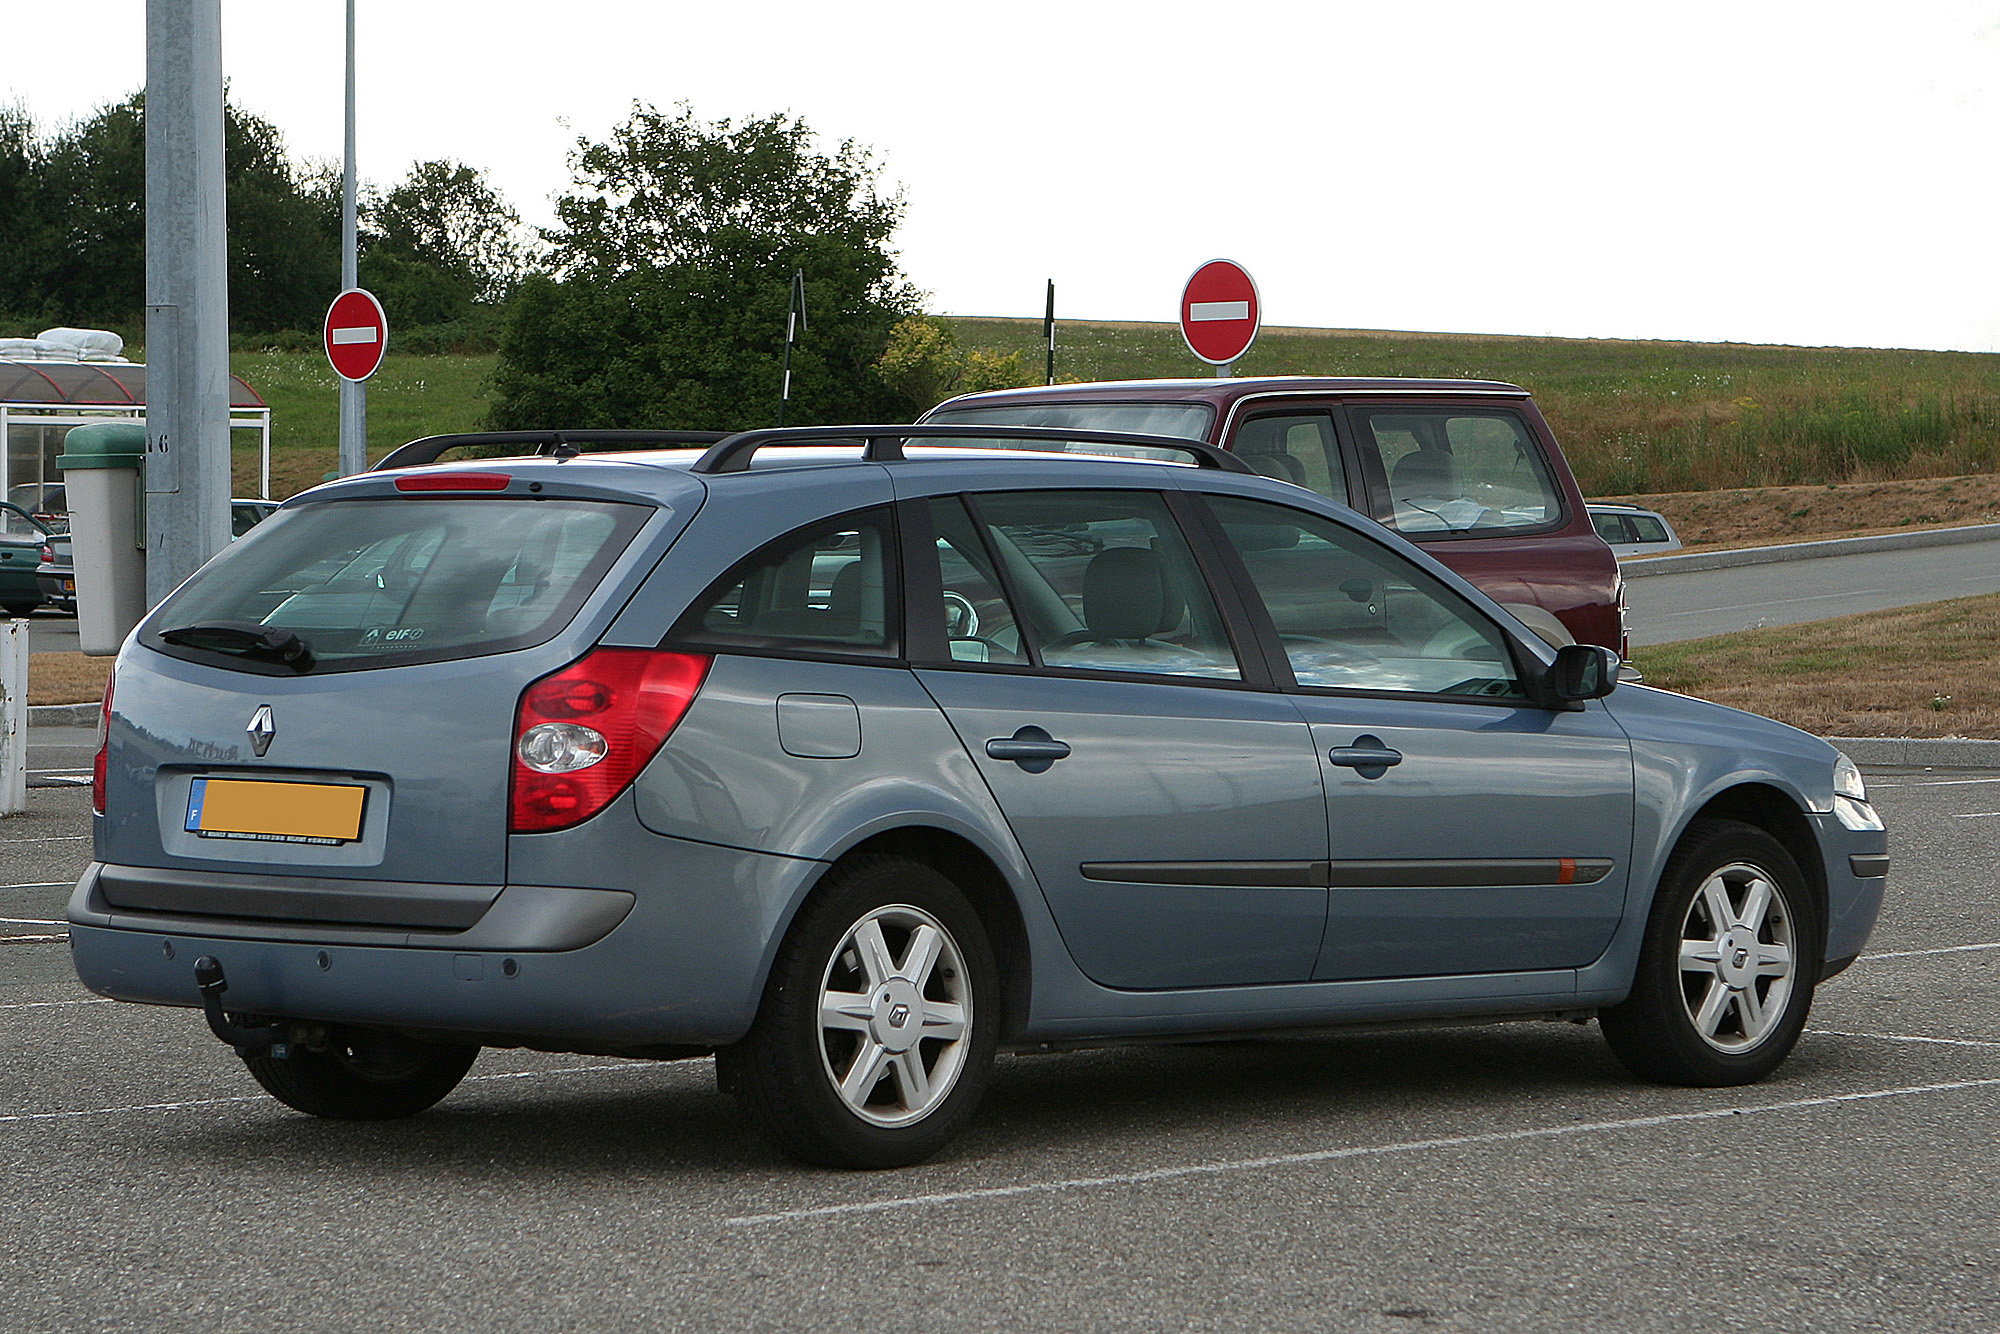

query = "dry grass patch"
[[30, 652, 111, 706], [1605, 473, 2000, 553], [1631, 594, 2000, 737]]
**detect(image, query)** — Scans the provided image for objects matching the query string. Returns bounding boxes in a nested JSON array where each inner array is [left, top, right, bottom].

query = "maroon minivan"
[[923, 378, 1623, 654]]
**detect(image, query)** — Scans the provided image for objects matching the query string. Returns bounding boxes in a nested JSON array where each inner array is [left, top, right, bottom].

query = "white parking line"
[[0, 934, 65, 943], [0, 998, 110, 1012], [0, 836, 88, 843], [1867, 777, 2000, 788], [1, 883, 71, 891], [1818, 1029, 2000, 1049], [1864, 941, 2000, 960], [725, 1077, 2000, 1228], [0, 917, 62, 926], [1951, 812, 2000, 820]]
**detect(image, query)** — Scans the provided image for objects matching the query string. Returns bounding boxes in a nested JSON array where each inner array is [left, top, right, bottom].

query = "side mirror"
[[1542, 643, 1619, 709]]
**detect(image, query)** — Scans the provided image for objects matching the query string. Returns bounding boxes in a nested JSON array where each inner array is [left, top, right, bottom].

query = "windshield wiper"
[[159, 620, 315, 672]]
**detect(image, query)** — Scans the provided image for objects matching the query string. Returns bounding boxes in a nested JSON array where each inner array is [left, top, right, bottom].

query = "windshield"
[[922, 402, 1214, 461], [143, 497, 649, 674]]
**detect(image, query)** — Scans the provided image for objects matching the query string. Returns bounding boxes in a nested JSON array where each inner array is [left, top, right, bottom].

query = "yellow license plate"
[[185, 778, 367, 845]]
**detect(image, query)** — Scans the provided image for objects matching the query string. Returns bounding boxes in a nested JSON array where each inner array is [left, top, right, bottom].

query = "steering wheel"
[[942, 591, 980, 639]]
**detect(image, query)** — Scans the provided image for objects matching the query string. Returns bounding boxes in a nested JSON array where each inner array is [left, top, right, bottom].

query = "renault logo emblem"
[[247, 705, 276, 757]]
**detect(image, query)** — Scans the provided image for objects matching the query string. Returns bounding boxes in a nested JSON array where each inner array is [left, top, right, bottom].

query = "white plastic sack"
[[35, 328, 124, 355]]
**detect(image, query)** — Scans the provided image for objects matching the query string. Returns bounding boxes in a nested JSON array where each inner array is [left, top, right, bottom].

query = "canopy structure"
[[0, 360, 272, 508]]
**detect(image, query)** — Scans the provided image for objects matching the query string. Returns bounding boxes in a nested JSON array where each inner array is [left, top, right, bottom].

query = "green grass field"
[[225, 321, 2000, 500]]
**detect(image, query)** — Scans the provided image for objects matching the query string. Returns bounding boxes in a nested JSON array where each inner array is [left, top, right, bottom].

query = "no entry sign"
[[1179, 259, 1260, 367], [324, 288, 388, 381]]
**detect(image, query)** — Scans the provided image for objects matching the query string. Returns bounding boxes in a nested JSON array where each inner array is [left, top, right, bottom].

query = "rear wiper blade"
[[159, 620, 315, 672]]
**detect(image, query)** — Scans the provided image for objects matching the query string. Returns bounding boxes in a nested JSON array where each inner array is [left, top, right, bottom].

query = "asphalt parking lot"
[[1, 753, 1995, 1332]]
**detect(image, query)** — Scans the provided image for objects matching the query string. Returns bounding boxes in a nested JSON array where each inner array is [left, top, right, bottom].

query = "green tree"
[[875, 315, 1035, 415], [360, 159, 523, 327], [0, 93, 340, 336], [490, 103, 919, 431]]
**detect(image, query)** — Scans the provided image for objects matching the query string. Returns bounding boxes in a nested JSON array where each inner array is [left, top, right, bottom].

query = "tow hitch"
[[192, 957, 293, 1057]]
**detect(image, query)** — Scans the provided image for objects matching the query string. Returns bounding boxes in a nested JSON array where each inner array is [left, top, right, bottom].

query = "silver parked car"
[[70, 427, 1886, 1168], [1590, 502, 1683, 558]]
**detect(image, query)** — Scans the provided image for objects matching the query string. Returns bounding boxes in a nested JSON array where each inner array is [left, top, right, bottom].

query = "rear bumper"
[[66, 833, 825, 1050]]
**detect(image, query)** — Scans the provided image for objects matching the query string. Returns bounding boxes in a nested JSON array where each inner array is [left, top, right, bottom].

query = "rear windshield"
[[143, 497, 649, 674], [923, 402, 1214, 460]]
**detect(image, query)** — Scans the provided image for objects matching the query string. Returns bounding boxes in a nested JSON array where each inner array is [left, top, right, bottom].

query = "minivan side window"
[[960, 490, 1242, 681], [669, 507, 898, 658], [1354, 408, 1562, 536], [1232, 413, 1346, 504], [1207, 495, 1524, 700]]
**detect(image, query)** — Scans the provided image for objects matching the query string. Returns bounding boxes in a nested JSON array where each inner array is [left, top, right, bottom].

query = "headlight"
[[1831, 752, 1882, 830], [1833, 752, 1868, 802]]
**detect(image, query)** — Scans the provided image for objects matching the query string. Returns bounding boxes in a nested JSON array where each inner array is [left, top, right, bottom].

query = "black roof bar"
[[372, 430, 730, 472], [690, 424, 1255, 476]]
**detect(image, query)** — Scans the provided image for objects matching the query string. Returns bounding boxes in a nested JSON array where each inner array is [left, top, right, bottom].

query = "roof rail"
[[372, 429, 730, 472], [690, 424, 1255, 476]]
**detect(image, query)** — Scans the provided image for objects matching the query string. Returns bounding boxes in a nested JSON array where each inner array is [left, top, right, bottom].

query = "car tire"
[[4, 603, 39, 618], [1600, 818, 1820, 1086], [243, 1030, 479, 1120], [717, 855, 999, 1169]]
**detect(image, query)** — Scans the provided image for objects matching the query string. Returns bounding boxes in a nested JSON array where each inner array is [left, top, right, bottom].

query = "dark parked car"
[[70, 427, 1885, 1169], [924, 378, 1624, 654], [38, 498, 277, 614], [0, 501, 54, 616]]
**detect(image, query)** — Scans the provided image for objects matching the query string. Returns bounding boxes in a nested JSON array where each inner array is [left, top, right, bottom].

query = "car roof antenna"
[[549, 433, 579, 462]]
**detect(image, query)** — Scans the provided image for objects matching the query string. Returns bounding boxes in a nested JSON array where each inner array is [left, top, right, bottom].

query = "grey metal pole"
[[336, 0, 367, 476], [144, 0, 232, 608], [1044, 280, 1055, 386]]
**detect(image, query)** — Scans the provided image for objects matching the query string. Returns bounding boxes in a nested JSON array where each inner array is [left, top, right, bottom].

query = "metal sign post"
[[336, 0, 368, 476], [1044, 280, 1056, 385]]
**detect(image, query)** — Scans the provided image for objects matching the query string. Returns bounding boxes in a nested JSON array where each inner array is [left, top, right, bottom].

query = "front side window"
[[1208, 495, 1523, 699], [670, 508, 897, 658], [1355, 408, 1562, 536], [963, 490, 1241, 681]]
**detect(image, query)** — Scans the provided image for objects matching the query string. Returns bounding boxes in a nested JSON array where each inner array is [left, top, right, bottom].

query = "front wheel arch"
[[1681, 782, 1829, 968]]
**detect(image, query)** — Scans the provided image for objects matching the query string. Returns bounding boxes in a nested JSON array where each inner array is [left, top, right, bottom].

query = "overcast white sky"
[[7, 2, 1999, 351]]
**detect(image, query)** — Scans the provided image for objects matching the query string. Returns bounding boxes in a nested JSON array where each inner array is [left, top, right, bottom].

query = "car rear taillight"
[[509, 648, 711, 833], [91, 667, 114, 814]]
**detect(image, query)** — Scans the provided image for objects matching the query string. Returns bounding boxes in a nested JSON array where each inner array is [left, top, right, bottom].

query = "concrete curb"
[[29, 702, 100, 727], [1824, 736, 2000, 769], [1620, 521, 2000, 577]]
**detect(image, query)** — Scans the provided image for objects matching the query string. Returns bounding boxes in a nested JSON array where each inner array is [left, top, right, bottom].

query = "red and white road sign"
[[324, 288, 388, 381], [1179, 259, 1261, 366]]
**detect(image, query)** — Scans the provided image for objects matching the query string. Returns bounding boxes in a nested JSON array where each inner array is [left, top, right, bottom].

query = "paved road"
[[1625, 539, 2000, 645], [1, 759, 1995, 1331]]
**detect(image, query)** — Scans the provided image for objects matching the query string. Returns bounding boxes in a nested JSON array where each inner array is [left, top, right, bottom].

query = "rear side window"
[[1355, 408, 1562, 536], [144, 497, 648, 674], [668, 508, 898, 659]]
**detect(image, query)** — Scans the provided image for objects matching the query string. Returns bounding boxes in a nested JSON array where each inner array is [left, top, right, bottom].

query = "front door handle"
[[986, 725, 1071, 773], [1328, 734, 1402, 779]]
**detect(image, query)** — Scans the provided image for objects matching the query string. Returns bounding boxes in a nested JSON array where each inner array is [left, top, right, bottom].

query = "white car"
[[1589, 503, 1682, 558]]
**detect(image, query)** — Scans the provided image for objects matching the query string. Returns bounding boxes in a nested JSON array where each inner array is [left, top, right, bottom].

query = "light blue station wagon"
[[69, 427, 1887, 1167]]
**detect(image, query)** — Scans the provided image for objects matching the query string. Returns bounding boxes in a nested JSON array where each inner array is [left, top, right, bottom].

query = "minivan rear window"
[[142, 497, 649, 674], [922, 402, 1214, 459]]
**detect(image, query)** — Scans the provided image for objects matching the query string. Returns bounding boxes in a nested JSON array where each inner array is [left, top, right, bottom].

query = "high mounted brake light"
[[393, 472, 512, 492], [509, 649, 711, 833]]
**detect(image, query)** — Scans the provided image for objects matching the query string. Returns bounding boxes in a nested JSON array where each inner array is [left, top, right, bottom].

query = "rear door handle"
[[985, 725, 1071, 773], [1327, 734, 1402, 779]]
